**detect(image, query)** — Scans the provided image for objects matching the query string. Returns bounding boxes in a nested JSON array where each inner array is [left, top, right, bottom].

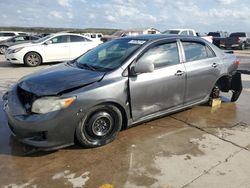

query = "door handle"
[[212, 63, 218, 68], [175, 70, 185, 76]]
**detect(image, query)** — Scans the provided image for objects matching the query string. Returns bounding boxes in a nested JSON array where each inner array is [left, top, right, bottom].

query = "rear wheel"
[[24, 52, 42, 67], [210, 86, 220, 99], [240, 43, 246, 50], [0, 45, 7, 54], [76, 104, 122, 148]]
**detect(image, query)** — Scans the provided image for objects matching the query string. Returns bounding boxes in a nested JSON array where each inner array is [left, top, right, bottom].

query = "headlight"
[[31, 96, 76, 114], [9, 47, 24, 53]]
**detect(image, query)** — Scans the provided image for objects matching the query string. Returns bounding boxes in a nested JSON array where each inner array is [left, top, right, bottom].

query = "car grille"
[[17, 86, 38, 113]]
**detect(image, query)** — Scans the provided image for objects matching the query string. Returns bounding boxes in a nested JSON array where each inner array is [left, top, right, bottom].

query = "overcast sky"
[[0, 0, 250, 32]]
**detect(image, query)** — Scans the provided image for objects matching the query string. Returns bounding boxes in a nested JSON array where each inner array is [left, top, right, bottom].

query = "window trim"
[[50, 35, 69, 44], [180, 40, 216, 63], [134, 39, 181, 69], [69, 35, 90, 42]]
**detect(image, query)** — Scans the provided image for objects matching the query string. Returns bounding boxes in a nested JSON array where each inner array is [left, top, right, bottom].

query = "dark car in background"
[[220, 32, 250, 50], [0, 35, 40, 54], [207, 32, 228, 48], [3, 35, 242, 150]]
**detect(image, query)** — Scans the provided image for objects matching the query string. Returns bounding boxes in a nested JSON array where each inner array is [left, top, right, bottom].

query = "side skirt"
[[127, 97, 209, 128]]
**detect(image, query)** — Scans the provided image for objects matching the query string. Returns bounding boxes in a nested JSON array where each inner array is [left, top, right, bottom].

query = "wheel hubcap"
[[27, 54, 39, 65], [0, 47, 6, 54], [92, 112, 113, 136]]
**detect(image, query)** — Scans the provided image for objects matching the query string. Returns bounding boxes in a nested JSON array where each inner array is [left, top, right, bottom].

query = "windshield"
[[112, 31, 125, 37], [76, 38, 146, 71], [163, 30, 180, 34], [208, 32, 220, 37], [32, 34, 54, 43]]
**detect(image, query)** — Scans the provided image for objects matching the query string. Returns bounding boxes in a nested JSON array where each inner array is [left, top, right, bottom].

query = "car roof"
[[0, 31, 23, 33], [120, 34, 200, 42], [53, 32, 84, 36]]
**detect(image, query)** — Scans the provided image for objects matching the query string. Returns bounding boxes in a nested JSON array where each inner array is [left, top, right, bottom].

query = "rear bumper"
[[230, 71, 242, 102], [220, 44, 241, 48]]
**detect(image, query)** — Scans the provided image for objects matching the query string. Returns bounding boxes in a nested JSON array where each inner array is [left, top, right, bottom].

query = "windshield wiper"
[[77, 63, 97, 71]]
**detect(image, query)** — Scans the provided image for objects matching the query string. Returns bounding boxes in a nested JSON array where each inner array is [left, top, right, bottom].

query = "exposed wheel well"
[[215, 75, 231, 92], [23, 51, 43, 64]]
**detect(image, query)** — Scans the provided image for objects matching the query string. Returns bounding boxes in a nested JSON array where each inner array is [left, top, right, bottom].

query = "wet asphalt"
[[0, 53, 250, 188]]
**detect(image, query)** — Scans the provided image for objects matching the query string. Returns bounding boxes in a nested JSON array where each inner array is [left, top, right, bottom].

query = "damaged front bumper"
[[2, 86, 79, 150]]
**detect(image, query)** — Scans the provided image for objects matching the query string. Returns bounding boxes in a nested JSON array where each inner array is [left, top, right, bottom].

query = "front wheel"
[[0, 45, 7, 54], [24, 52, 42, 67], [76, 104, 123, 148]]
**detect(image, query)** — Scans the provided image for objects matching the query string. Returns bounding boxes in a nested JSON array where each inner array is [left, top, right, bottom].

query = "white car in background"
[[0, 31, 27, 41], [82, 33, 103, 43], [5, 33, 100, 66], [162, 29, 213, 43]]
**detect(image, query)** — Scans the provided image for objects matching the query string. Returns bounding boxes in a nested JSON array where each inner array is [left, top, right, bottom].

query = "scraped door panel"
[[129, 41, 186, 120]]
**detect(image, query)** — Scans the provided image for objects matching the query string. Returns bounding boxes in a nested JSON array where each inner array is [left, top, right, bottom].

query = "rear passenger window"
[[70, 35, 90, 42], [188, 30, 195, 36], [14, 36, 25, 41], [137, 42, 180, 68], [0, 33, 15, 37], [180, 31, 188, 35], [206, 46, 216, 58], [182, 42, 215, 62]]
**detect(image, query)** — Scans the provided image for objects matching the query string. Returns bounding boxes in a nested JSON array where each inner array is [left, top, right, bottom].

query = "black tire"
[[24, 52, 42, 67], [210, 86, 220, 99], [240, 43, 246, 50], [76, 104, 122, 148], [0, 45, 8, 54]]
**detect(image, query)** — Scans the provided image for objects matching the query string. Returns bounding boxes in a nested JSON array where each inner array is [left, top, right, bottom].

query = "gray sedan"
[[0, 35, 40, 54], [3, 35, 242, 150]]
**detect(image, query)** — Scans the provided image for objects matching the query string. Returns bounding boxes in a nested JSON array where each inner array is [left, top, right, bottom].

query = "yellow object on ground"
[[99, 184, 114, 188], [209, 98, 222, 107]]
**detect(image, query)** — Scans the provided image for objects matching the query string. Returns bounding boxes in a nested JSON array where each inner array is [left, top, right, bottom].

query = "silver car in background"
[[3, 35, 242, 150]]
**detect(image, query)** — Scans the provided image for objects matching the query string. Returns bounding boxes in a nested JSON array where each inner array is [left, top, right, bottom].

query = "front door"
[[44, 35, 70, 62], [129, 41, 186, 121]]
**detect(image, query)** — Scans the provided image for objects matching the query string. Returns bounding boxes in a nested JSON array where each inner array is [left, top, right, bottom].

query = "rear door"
[[180, 40, 220, 104], [129, 40, 186, 120], [69, 35, 96, 59], [44, 35, 70, 61]]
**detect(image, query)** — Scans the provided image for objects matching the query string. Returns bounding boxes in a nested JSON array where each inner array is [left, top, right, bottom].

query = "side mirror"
[[134, 61, 154, 74], [44, 40, 52, 45]]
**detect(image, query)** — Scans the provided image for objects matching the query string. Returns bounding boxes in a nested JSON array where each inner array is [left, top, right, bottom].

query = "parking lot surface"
[[0, 52, 250, 188]]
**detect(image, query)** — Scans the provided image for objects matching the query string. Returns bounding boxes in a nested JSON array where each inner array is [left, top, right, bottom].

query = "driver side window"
[[137, 42, 180, 69]]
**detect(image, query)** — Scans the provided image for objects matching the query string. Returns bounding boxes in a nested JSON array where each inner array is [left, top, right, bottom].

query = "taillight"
[[235, 59, 240, 65]]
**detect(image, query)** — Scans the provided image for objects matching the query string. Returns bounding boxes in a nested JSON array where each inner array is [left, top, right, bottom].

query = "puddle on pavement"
[[0, 82, 250, 187]]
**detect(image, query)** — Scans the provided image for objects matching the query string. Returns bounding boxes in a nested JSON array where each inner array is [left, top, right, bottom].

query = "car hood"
[[0, 39, 9, 44], [18, 63, 105, 96], [8, 41, 32, 47], [8, 42, 38, 49]]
